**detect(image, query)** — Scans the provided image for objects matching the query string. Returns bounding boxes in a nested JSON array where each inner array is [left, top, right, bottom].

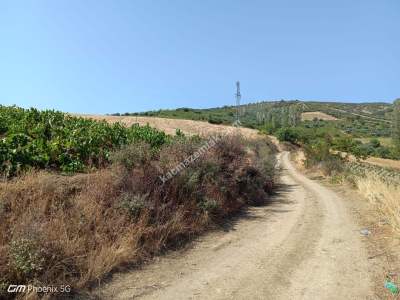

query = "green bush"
[[332, 137, 360, 153], [207, 116, 223, 124], [353, 144, 374, 159], [276, 128, 300, 144], [369, 138, 381, 148]]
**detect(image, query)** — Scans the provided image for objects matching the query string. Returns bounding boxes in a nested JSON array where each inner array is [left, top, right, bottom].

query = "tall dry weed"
[[355, 172, 400, 234]]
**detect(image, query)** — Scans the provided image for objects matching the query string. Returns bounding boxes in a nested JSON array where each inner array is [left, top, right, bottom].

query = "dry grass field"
[[364, 156, 400, 170], [78, 115, 262, 139], [301, 111, 338, 121]]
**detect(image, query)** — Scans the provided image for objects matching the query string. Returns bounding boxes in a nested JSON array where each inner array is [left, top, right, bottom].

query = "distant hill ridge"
[[111, 100, 394, 130]]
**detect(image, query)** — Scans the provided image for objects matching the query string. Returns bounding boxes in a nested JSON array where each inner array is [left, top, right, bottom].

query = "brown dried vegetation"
[[0, 135, 275, 299]]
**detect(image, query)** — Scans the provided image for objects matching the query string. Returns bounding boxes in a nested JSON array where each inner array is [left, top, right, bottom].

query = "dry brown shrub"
[[0, 135, 275, 299]]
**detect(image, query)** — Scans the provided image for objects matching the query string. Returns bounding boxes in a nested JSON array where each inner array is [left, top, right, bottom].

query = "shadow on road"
[[217, 180, 298, 232]]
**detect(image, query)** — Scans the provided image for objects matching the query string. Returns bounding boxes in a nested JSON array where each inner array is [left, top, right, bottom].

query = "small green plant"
[[9, 238, 45, 277], [118, 193, 149, 218], [175, 128, 185, 137], [198, 197, 219, 213]]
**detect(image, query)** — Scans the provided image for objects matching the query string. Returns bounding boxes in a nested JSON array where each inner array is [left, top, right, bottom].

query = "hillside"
[[113, 100, 394, 137]]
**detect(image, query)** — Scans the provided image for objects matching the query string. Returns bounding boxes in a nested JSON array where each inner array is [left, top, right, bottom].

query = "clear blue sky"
[[1, 0, 399, 113]]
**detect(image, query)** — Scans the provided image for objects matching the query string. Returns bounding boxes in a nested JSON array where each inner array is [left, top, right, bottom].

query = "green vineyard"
[[0, 105, 168, 176]]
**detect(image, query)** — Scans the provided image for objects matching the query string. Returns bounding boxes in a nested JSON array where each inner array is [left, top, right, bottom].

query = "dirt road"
[[99, 152, 374, 300]]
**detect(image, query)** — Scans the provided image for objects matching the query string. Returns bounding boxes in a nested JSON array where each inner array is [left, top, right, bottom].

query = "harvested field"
[[301, 111, 338, 121], [333, 149, 400, 171], [77, 115, 261, 139], [364, 156, 400, 170]]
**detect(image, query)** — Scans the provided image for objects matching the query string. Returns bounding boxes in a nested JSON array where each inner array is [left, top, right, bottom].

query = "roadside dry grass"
[[355, 173, 400, 235], [353, 175, 400, 298], [0, 135, 276, 299]]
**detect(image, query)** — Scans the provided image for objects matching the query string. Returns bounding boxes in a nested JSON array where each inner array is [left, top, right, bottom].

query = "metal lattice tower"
[[235, 81, 241, 126]]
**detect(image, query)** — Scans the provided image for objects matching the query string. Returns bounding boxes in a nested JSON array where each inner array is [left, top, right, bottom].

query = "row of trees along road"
[[257, 103, 303, 130]]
